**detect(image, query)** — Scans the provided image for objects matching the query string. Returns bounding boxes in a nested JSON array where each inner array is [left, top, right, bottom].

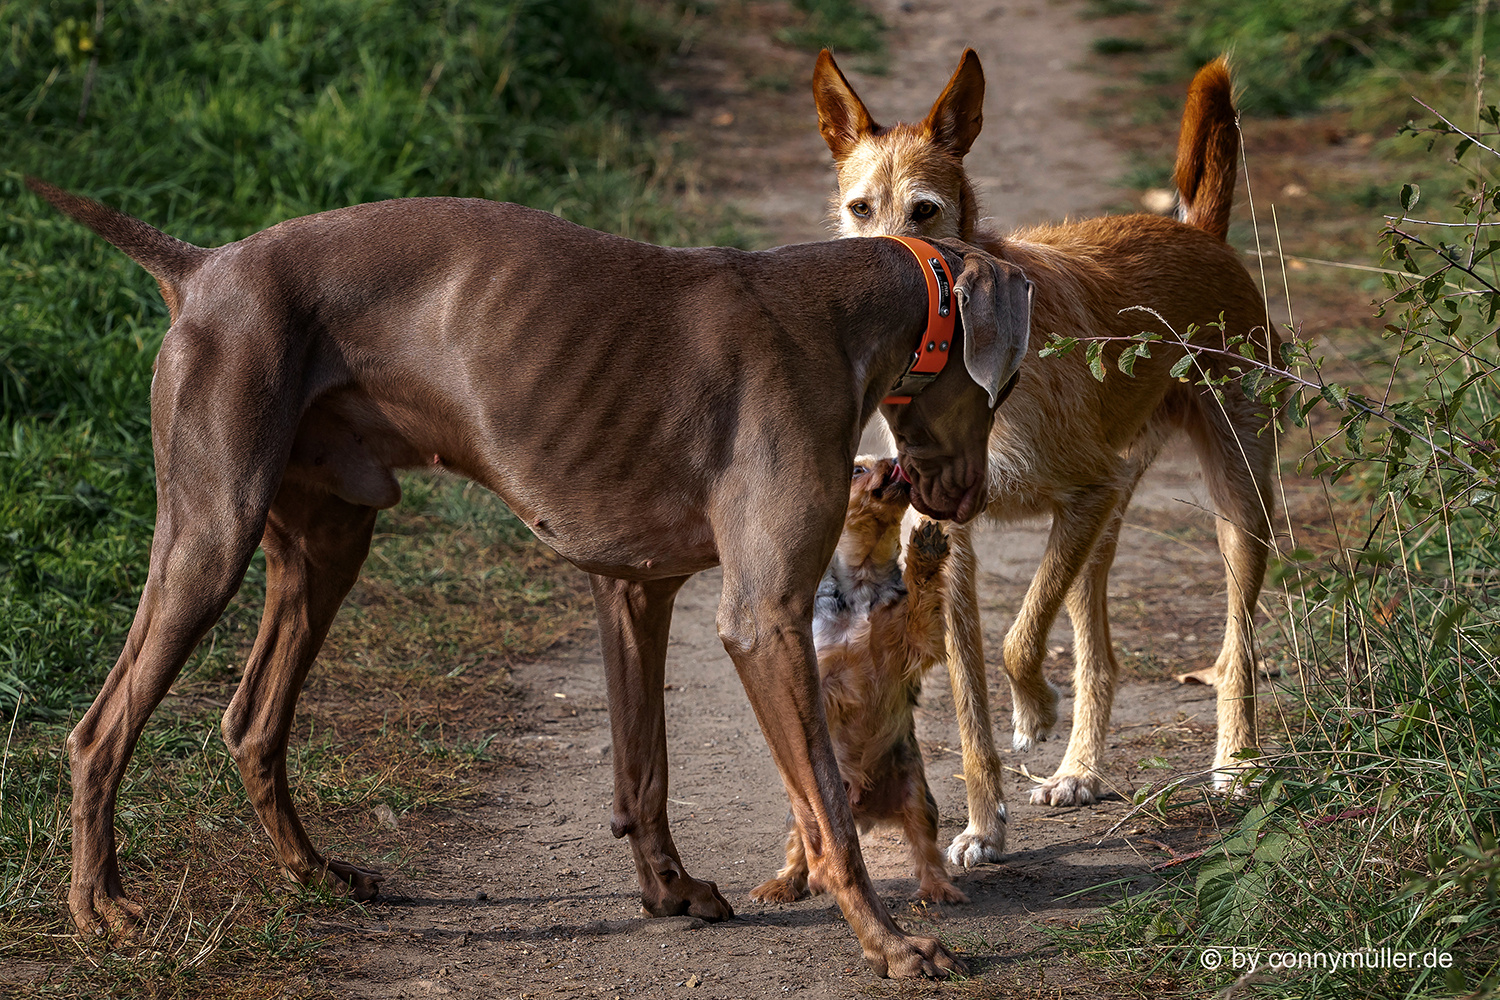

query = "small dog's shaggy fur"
[[751, 457, 964, 904]]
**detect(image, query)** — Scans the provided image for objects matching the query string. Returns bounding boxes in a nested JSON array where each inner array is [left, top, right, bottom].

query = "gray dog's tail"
[[26, 177, 209, 318]]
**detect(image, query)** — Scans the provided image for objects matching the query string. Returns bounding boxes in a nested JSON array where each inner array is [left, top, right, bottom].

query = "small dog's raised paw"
[[907, 521, 950, 582], [910, 520, 949, 559]]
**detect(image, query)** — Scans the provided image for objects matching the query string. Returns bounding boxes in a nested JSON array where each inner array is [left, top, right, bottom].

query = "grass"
[[779, 0, 886, 56], [1176, 0, 1480, 117], [0, 0, 741, 994], [1054, 3, 1500, 996], [0, 474, 592, 996]]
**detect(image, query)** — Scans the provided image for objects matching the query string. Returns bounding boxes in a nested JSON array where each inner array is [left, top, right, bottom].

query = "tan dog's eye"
[[852, 466, 867, 478], [913, 201, 937, 220], [849, 201, 871, 218]]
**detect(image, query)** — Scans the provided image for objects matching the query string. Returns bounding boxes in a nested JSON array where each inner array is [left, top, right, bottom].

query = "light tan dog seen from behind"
[[812, 51, 1277, 867], [752, 457, 963, 906]]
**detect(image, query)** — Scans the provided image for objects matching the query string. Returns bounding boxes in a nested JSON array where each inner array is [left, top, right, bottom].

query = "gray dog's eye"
[[849, 201, 871, 217], [913, 201, 937, 219]]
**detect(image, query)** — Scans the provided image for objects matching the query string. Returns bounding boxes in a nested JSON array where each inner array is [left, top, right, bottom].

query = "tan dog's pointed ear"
[[813, 49, 878, 160], [952, 252, 1030, 408], [922, 49, 985, 158]]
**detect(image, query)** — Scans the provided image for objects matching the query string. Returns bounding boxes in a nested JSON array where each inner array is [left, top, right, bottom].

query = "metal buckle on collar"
[[880, 237, 957, 405]]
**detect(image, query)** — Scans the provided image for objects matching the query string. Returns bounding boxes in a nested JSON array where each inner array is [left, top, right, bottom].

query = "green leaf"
[[1253, 831, 1291, 863], [1038, 334, 1078, 358], [1170, 353, 1195, 379], [1432, 597, 1471, 650], [1320, 383, 1350, 409], [1401, 183, 1421, 211], [1086, 340, 1106, 382]]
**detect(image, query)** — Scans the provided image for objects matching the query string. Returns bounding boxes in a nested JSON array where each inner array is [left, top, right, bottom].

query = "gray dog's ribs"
[[29, 179, 1033, 978]]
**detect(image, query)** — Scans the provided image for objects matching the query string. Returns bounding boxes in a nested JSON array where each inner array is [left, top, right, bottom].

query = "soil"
[[323, 2, 1281, 996]]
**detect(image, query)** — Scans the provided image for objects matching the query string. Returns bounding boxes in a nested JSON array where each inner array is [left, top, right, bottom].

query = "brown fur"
[[26, 178, 1041, 977], [752, 458, 963, 905], [811, 53, 1275, 867]]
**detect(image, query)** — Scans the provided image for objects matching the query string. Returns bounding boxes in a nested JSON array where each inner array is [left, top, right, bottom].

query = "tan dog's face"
[[833, 129, 969, 240], [813, 49, 985, 241]]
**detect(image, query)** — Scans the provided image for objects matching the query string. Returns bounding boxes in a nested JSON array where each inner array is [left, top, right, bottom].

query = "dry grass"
[[0, 475, 595, 998]]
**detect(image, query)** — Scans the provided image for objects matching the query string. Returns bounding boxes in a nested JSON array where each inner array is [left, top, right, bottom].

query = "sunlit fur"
[[833, 126, 979, 241], [751, 458, 964, 905], [813, 52, 1275, 865]]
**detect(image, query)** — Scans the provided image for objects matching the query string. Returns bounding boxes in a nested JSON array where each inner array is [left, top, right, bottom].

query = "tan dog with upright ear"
[[753, 457, 963, 906], [812, 51, 1276, 867]]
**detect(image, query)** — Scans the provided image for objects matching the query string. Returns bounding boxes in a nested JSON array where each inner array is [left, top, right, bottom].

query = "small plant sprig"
[[1036, 305, 1497, 497], [1069, 92, 1500, 998]]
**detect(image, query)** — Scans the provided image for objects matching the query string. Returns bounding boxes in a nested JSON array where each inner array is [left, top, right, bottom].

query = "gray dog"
[[29, 179, 1028, 977]]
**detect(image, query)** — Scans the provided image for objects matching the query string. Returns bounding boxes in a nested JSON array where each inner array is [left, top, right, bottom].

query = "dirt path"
[[328, 2, 1246, 995]]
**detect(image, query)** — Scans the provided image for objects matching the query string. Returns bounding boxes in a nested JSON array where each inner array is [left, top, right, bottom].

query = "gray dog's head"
[[879, 239, 1030, 523]]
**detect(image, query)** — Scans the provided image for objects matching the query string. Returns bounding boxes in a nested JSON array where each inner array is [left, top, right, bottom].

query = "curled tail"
[[26, 177, 209, 319], [1173, 56, 1239, 242]]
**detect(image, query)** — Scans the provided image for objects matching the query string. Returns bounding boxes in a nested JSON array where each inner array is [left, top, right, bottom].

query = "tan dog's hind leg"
[[221, 483, 380, 898], [937, 523, 1010, 867], [593, 575, 733, 921], [1188, 403, 1274, 788]]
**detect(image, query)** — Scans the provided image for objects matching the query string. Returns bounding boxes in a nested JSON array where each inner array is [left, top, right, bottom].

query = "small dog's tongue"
[[891, 463, 912, 485]]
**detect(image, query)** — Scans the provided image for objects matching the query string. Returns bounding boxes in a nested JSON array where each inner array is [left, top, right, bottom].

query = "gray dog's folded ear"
[[953, 254, 1032, 407]]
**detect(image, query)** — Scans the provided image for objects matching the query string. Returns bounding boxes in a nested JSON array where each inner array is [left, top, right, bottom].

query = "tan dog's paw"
[[946, 808, 1006, 868], [906, 520, 950, 580], [1028, 772, 1101, 807], [750, 875, 808, 904], [1010, 679, 1060, 750]]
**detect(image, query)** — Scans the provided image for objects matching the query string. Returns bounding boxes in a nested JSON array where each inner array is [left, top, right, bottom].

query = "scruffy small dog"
[[752, 457, 964, 904]]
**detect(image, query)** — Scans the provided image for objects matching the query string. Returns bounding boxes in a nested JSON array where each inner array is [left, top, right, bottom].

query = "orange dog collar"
[[881, 235, 956, 404]]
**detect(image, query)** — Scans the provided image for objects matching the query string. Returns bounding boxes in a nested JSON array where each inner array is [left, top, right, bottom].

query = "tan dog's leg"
[[221, 483, 381, 897], [1188, 403, 1273, 786], [940, 522, 1010, 866], [1006, 484, 1122, 755], [1031, 446, 1160, 806], [592, 574, 733, 920]]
